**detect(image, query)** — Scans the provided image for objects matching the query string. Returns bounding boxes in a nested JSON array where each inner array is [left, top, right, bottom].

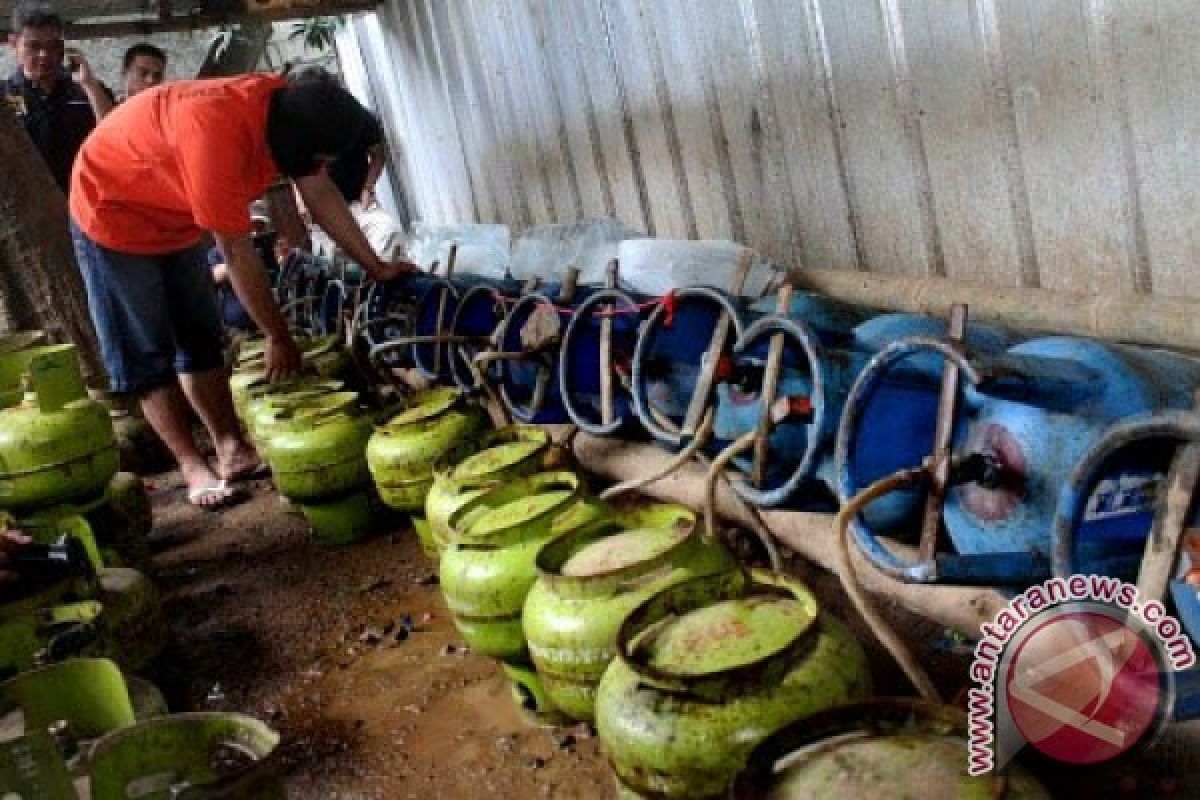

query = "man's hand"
[[367, 259, 418, 283], [66, 47, 98, 87], [0, 530, 33, 585], [68, 47, 114, 119], [265, 333, 303, 383]]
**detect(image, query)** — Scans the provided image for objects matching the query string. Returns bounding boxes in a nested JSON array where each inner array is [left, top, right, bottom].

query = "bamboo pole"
[[791, 267, 1200, 353]]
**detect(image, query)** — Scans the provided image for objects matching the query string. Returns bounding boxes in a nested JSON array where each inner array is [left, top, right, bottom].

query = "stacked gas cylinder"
[[229, 334, 390, 545], [0, 336, 283, 796], [0, 333, 162, 678], [354, 375, 876, 797]]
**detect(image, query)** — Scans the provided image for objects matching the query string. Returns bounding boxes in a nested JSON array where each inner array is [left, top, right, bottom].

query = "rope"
[[487, 289, 677, 320]]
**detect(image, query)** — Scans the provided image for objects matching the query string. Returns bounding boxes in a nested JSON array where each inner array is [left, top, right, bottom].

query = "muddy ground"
[[138, 468, 1198, 799]]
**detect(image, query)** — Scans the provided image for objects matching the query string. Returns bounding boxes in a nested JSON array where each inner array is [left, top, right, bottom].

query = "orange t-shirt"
[[70, 74, 286, 254]]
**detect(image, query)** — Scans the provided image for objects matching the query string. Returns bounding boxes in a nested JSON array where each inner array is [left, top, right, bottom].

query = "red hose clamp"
[[660, 291, 679, 328]]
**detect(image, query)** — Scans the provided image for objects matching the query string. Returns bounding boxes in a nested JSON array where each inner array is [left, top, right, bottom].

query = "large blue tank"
[[361, 273, 444, 369], [495, 287, 599, 424], [1051, 410, 1200, 720], [629, 287, 750, 450], [361, 273, 518, 376], [447, 283, 514, 392], [837, 334, 1200, 585], [409, 275, 520, 382], [1052, 410, 1200, 603], [557, 288, 653, 436], [712, 309, 1011, 509]]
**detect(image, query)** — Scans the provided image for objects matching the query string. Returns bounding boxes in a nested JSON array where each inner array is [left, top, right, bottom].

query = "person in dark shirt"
[[121, 42, 167, 101], [4, 2, 113, 192]]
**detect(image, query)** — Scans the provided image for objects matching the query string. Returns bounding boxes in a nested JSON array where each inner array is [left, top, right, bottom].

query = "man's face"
[[10, 25, 65, 86], [124, 55, 165, 98]]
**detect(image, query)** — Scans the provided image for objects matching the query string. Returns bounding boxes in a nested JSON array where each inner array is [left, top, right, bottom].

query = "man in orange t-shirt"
[[69, 73, 415, 508]]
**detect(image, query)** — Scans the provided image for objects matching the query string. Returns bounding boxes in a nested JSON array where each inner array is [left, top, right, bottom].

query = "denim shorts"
[[71, 223, 225, 393]]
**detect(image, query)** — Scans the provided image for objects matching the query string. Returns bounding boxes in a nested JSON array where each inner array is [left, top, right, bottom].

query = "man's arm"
[[294, 170, 415, 281], [67, 48, 114, 120], [214, 233, 302, 381]]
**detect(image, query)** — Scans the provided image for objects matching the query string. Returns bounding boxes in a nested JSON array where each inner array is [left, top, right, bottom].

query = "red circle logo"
[[1006, 611, 1162, 765]]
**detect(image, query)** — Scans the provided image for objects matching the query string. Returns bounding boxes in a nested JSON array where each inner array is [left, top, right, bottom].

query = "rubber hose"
[[599, 409, 714, 501], [835, 467, 942, 703], [704, 431, 784, 573]]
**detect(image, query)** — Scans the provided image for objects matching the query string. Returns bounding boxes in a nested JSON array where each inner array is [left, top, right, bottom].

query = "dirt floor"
[[136, 467, 1200, 799]]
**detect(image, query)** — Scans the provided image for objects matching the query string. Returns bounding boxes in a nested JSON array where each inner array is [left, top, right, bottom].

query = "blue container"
[[1051, 410, 1200, 720], [361, 273, 444, 368], [1052, 409, 1199, 595], [630, 287, 748, 450], [409, 276, 462, 381], [838, 335, 1200, 585], [449, 283, 514, 392], [558, 288, 652, 436], [496, 288, 598, 424], [409, 275, 521, 382], [713, 310, 992, 509]]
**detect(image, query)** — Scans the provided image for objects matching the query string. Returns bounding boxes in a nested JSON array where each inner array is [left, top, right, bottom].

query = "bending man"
[[69, 73, 415, 508]]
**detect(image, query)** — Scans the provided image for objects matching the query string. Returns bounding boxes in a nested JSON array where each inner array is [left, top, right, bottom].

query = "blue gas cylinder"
[[448, 282, 517, 392], [558, 288, 653, 435], [496, 287, 598, 424], [410, 275, 519, 382], [838, 334, 1200, 585], [713, 309, 1010, 509], [630, 287, 752, 450]]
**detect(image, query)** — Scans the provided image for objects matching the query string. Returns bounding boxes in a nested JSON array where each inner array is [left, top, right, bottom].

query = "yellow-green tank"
[[522, 504, 738, 722], [595, 572, 870, 799], [366, 388, 486, 512]]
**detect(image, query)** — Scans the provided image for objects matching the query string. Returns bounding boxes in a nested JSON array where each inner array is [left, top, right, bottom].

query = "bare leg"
[[177, 368, 263, 481], [138, 381, 229, 505]]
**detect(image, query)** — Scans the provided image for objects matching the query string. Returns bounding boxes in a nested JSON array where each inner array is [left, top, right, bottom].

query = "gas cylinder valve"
[[950, 452, 1023, 491]]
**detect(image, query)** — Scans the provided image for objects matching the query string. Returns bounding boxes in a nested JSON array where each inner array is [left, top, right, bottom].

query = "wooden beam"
[[2, 1, 381, 38]]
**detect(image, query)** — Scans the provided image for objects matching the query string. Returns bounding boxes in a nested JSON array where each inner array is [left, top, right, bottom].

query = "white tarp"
[[509, 218, 646, 285], [615, 239, 785, 298], [406, 223, 511, 280]]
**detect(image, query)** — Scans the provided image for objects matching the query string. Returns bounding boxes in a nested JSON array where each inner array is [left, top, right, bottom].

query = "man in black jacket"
[[4, 2, 112, 191]]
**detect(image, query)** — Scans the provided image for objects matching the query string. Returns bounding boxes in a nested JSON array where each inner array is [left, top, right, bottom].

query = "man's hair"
[[289, 66, 337, 86], [123, 43, 167, 72], [267, 80, 372, 178], [12, 1, 64, 33]]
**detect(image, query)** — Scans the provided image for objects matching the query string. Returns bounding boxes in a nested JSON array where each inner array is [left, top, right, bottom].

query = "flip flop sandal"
[[223, 460, 272, 483], [186, 480, 249, 511]]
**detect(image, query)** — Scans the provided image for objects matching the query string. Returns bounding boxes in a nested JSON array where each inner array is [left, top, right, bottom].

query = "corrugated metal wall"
[[347, 0, 1200, 299]]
